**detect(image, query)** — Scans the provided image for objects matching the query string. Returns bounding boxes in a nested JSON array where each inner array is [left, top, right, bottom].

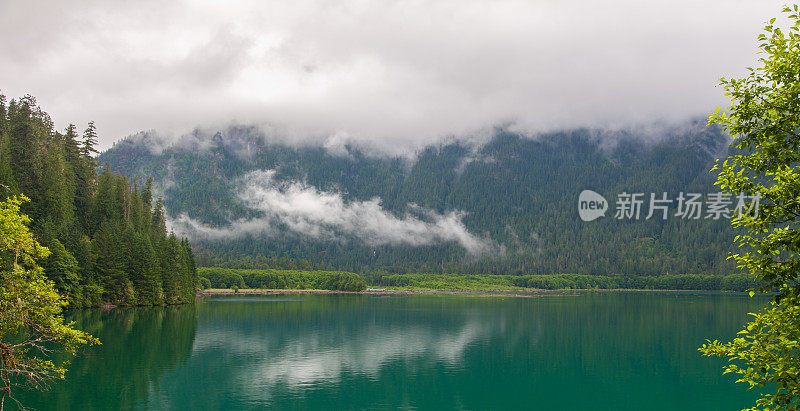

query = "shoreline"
[[198, 288, 751, 298]]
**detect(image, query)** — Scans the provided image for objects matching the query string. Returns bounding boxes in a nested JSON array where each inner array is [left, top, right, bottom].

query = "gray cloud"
[[170, 170, 496, 254], [0, 0, 784, 153]]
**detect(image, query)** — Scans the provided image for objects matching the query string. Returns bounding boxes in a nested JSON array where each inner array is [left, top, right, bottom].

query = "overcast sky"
[[0, 0, 785, 152]]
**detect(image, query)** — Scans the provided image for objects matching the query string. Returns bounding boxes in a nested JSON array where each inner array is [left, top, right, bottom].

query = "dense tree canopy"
[[0, 93, 198, 308]]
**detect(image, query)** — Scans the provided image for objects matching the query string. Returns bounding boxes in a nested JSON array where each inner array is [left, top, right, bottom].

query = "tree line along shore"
[[198, 268, 759, 293]]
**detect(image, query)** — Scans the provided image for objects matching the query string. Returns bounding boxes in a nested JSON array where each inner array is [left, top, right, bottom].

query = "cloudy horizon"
[[0, 0, 785, 152]]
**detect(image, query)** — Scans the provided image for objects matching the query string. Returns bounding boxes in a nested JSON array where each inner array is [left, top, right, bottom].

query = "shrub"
[[199, 277, 211, 290], [198, 268, 367, 291]]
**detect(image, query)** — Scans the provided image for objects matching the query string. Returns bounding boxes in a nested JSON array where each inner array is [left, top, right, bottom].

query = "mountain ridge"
[[99, 120, 737, 276]]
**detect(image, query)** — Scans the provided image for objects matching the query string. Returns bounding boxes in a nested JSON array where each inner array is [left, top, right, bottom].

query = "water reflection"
[[218, 320, 482, 390], [17, 305, 197, 410], [18, 293, 766, 410], [159, 293, 763, 410]]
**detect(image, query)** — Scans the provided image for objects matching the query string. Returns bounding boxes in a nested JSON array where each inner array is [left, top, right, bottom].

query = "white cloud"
[[169, 170, 496, 254], [0, 0, 784, 153]]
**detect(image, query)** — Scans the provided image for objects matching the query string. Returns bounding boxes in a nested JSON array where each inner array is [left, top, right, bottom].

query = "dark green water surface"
[[19, 292, 767, 410]]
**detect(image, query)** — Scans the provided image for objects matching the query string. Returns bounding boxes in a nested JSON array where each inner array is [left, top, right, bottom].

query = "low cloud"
[[118, 117, 722, 161], [0, 0, 783, 153], [170, 170, 495, 255]]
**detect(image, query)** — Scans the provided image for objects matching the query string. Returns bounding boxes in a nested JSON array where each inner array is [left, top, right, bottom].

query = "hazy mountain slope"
[[99, 121, 737, 275]]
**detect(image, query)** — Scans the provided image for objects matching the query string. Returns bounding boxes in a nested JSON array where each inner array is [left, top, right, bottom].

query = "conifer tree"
[[0, 131, 17, 198], [43, 238, 80, 297], [81, 121, 99, 157], [62, 124, 81, 167], [41, 137, 74, 232], [7, 97, 44, 212]]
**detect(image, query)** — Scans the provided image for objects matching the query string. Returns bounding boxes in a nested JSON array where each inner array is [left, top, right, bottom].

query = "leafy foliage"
[[702, 297, 800, 410], [699, 6, 800, 410], [0, 195, 99, 409], [709, 8, 800, 298]]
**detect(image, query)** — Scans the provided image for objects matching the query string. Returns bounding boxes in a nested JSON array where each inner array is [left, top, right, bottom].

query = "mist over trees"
[[101, 122, 739, 276], [0, 93, 197, 307]]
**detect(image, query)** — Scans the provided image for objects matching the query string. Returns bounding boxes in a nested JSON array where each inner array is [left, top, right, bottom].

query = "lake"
[[19, 292, 766, 410]]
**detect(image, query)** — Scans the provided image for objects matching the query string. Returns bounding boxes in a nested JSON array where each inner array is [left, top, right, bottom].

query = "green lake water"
[[18, 292, 767, 410]]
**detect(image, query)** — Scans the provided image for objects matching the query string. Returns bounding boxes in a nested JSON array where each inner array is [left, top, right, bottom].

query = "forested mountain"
[[0, 94, 197, 307], [100, 121, 737, 276]]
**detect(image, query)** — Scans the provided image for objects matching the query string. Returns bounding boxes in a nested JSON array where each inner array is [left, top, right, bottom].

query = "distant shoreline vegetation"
[[369, 272, 759, 292], [198, 268, 758, 293], [199, 267, 368, 292]]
